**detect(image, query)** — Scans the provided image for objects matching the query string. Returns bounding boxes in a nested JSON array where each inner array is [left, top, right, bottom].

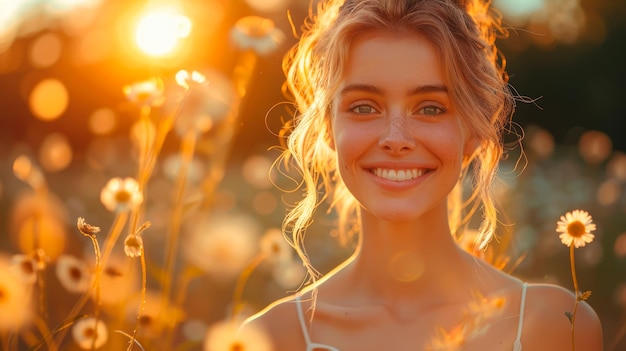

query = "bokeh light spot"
[[242, 155, 272, 189], [13, 155, 34, 183], [16, 213, 67, 260], [39, 133, 73, 172], [135, 8, 191, 57], [388, 251, 424, 283], [607, 152, 626, 182], [578, 130, 612, 165], [527, 126, 555, 159], [494, 0, 545, 21], [614, 233, 626, 258], [596, 179, 620, 206], [29, 33, 62, 68], [244, 0, 288, 13], [252, 191, 277, 215], [89, 108, 117, 135], [29, 78, 69, 121]]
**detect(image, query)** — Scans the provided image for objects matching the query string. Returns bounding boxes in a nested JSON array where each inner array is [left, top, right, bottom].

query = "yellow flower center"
[[271, 242, 281, 254], [115, 190, 131, 204], [136, 91, 153, 103], [139, 315, 153, 326], [126, 236, 140, 249], [230, 342, 244, 351], [21, 260, 35, 275], [70, 266, 83, 282], [83, 326, 95, 339], [567, 220, 586, 238]]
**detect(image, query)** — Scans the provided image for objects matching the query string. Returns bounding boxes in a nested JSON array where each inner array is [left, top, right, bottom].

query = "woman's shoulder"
[[520, 282, 603, 350], [240, 292, 309, 350]]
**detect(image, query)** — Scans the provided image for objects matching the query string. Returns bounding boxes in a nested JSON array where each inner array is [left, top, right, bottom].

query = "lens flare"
[[134, 7, 191, 57]]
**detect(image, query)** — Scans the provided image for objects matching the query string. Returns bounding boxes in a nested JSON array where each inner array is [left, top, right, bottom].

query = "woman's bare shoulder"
[[240, 293, 309, 350], [520, 283, 603, 350]]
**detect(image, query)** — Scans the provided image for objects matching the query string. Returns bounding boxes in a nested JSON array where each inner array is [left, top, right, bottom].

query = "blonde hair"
[[278, 0, 514, 280]]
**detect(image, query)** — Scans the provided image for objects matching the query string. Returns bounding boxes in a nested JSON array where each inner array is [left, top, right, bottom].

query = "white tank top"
[[295, 282, 529, 351]]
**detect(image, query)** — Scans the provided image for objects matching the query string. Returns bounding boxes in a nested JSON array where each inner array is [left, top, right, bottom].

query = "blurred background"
[[0, 0, 625, 350]]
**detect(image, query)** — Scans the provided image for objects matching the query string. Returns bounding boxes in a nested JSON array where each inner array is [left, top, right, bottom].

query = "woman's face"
[[331, 31, 476, 222]]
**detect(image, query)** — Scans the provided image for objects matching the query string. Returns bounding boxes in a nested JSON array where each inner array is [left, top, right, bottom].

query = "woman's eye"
[[419, 105, 446, 116], [350, 104, 378, 114]]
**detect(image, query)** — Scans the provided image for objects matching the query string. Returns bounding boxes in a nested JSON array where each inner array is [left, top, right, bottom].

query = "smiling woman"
[[239, 0, 604, 350]]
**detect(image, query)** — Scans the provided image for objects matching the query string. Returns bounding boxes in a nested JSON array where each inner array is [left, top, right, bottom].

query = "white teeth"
[[373, 168, 426, 181]]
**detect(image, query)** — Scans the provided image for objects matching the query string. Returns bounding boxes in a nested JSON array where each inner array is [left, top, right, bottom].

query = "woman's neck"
[[340, 209, 478, 305]]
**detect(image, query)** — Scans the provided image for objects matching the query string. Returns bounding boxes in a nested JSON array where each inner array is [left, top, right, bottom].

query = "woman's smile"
[[369, 167, 430, 182]]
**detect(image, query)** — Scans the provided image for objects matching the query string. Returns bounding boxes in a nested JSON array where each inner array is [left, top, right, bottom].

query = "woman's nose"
[[378, 115, 415, 153]]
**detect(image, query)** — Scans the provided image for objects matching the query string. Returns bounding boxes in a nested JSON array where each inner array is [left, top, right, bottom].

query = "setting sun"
[[134, 7, 191, 57]]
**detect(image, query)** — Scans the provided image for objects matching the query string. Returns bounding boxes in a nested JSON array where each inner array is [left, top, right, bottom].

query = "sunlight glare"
[[135, 7, 192, 57]]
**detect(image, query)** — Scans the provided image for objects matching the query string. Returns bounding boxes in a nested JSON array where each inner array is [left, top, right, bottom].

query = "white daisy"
[[556, 209, 596, 248], [203, 319, 272, 351], [230, 16, 285, 55], [71, 317, 108, 350], [99, 177, 144, 213], [259, 227, 292, 264], [123, 77, 165, 108], [10, 254, 38, 284], [55, 254, 92, 294], [0, 259, 32, 331]]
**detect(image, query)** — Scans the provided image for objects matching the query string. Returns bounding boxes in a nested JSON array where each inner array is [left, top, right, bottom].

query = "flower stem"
[[231, 253, 265, 321], [569, 244, 579, 351], [31, 315, 58, 351], [53, 212, 127, 346], [162, 130, 197, 346], [127, 246, 148, 351], [88, 236, 102, 351]]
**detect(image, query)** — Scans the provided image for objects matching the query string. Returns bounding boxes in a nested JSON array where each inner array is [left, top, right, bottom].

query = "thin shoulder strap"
[[513, 282, 528, 351], [294, 295, 342, 351], [295, 294, 313, 345]]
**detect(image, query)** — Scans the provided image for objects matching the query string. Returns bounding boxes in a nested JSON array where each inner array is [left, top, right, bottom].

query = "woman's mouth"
[[370, 168, 430, 182]]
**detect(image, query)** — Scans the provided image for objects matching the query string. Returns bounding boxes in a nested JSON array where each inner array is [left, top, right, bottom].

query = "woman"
[[243, 0, 603, 350]]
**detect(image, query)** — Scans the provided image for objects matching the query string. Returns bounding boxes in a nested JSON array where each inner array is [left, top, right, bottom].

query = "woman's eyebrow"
[[338, 83, 382, 96], [407, 84, 448, 95], [338, 83, 448, 97]]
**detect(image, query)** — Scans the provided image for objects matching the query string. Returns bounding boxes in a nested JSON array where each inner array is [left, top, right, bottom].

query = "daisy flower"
[[55, 254, 92, 294], [123, 234, 143, 258], [0, 259, 32, 331], [126, 289, 183, 338], [175, 70, 207, 90], [97, 256, 137, 307], [9, 254, 39, 284], [230, 16, 285, 55], [556, 209, 596, 248], [203, 319, 273, 351], [272, 258, 306, 290], [173, 69, 236, 136], [183, 212, 259, 281], [259, 227, 292, 265], [123, 77, 165, 108], [77, 217, 100, 238], [71, 317, 108, 350], [124, 221, 150, 258], [99, 177, 144, 213]]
